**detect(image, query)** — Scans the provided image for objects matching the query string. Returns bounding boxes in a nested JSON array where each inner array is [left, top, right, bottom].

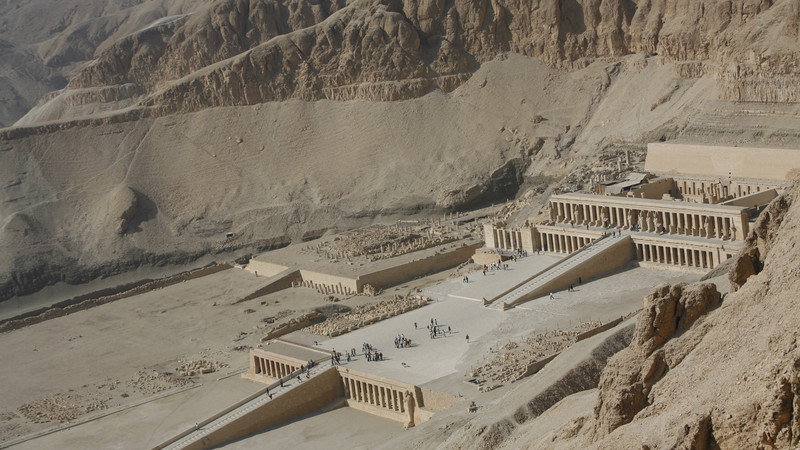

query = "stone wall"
[[357, 242, 483, 290], [183, 367, 344, 450], [0, 263, 231, 333], [645, 143, 800, 182]]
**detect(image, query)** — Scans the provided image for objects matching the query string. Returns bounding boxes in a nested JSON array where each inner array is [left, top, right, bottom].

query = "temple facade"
[[483, 143, 797, 271]]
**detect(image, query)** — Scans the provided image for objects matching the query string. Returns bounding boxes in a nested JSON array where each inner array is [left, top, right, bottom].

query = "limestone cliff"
[[15, 0, 800, 124]]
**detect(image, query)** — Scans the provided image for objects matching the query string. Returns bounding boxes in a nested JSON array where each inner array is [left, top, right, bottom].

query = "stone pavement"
[[303, 262, 702, 393], [421, 252, 561, 303]]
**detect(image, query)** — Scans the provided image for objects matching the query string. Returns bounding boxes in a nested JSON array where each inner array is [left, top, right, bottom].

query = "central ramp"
[[492, 233, 635, 309]]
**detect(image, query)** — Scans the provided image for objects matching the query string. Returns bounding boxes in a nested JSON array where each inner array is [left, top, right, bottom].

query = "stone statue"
[[404, 391, 416, 429], [638, 212, 645, 231], [703, 218, 710, 238], [730, 223, 737, 241]]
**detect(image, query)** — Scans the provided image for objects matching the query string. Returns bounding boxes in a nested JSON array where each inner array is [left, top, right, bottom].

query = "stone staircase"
[[490, 231, 628, 310], [159, 362, 331, 450]]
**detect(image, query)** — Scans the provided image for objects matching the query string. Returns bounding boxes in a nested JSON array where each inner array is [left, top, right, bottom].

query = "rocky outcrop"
[[105, 186, 139, 234], [591, 282, 721, 439], [729, 191, 793, 291]]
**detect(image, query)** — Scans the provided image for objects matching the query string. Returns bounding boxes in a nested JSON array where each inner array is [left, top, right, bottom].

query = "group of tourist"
[[360, 343, 383, 361], [427, 317, 451, 339], [330, 350, 345, 365], [366, 350, 384, 361], [482, 261, 510, 275], [394, 334, 411, 348]]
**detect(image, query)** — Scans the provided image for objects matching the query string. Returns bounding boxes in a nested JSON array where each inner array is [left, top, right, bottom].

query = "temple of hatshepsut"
[[138, 142, 800, 449], [484, 143, 794, 275]]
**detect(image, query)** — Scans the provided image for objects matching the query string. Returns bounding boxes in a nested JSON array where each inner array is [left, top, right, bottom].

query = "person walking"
[[466, 334, 470, 343]]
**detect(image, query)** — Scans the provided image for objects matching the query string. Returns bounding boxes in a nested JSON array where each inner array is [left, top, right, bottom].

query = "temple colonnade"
[[251, 353, 301, 379], [340, 373, 410, 415], [535, 226, 603, 254], [548, 194, 749, 241], [483, 223, 535, 253]]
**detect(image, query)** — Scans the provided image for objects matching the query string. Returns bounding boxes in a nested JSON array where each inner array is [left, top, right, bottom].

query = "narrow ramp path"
[[159, 361, 331, 450], [490, 232, 631, 310]]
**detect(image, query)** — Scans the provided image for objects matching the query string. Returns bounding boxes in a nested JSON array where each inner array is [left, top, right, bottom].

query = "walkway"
[[489, 232, 626, 309], [160, 361, 331, 450]]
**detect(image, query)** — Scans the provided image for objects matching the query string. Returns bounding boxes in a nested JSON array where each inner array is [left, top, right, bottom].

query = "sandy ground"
[[0, 264, 421, 447]]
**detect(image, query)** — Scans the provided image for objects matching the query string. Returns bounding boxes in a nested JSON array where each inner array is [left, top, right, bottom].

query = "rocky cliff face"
[[590, 282, 722, 440], [15, 0, 799, 124]]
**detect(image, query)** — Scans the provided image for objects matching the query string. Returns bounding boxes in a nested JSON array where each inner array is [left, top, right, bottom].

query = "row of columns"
[[676, 179, 768, 200], [341, 375, 406, 413], [636, 243, 717, 269], [492, 228, 523, 251], [549, 201, 740, 241], [294, 280, 353, 295], [539, 232, 592, 254], [253, 356, 298, 378], [551, 201, 634, 229]]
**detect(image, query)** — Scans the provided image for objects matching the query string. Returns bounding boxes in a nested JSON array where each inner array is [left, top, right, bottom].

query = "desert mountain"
[[2, 0, 800, 303]]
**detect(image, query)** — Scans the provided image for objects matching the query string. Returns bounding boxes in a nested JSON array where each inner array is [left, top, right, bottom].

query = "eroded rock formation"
[[591, 282, 722, 439], [16, 0, 800, 124], [729, 191, 793, 291]]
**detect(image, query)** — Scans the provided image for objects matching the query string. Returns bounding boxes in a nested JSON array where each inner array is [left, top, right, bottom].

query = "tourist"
[[280, 378, 284, 387], [549, 292, 554, 300], [466, 334, 469, 343], [414, 322, 417, 329]]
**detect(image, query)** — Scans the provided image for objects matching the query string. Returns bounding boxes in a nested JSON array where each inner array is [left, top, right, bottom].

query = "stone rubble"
[[306, 296, 429, 337], [470, 320, 605, 388]]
